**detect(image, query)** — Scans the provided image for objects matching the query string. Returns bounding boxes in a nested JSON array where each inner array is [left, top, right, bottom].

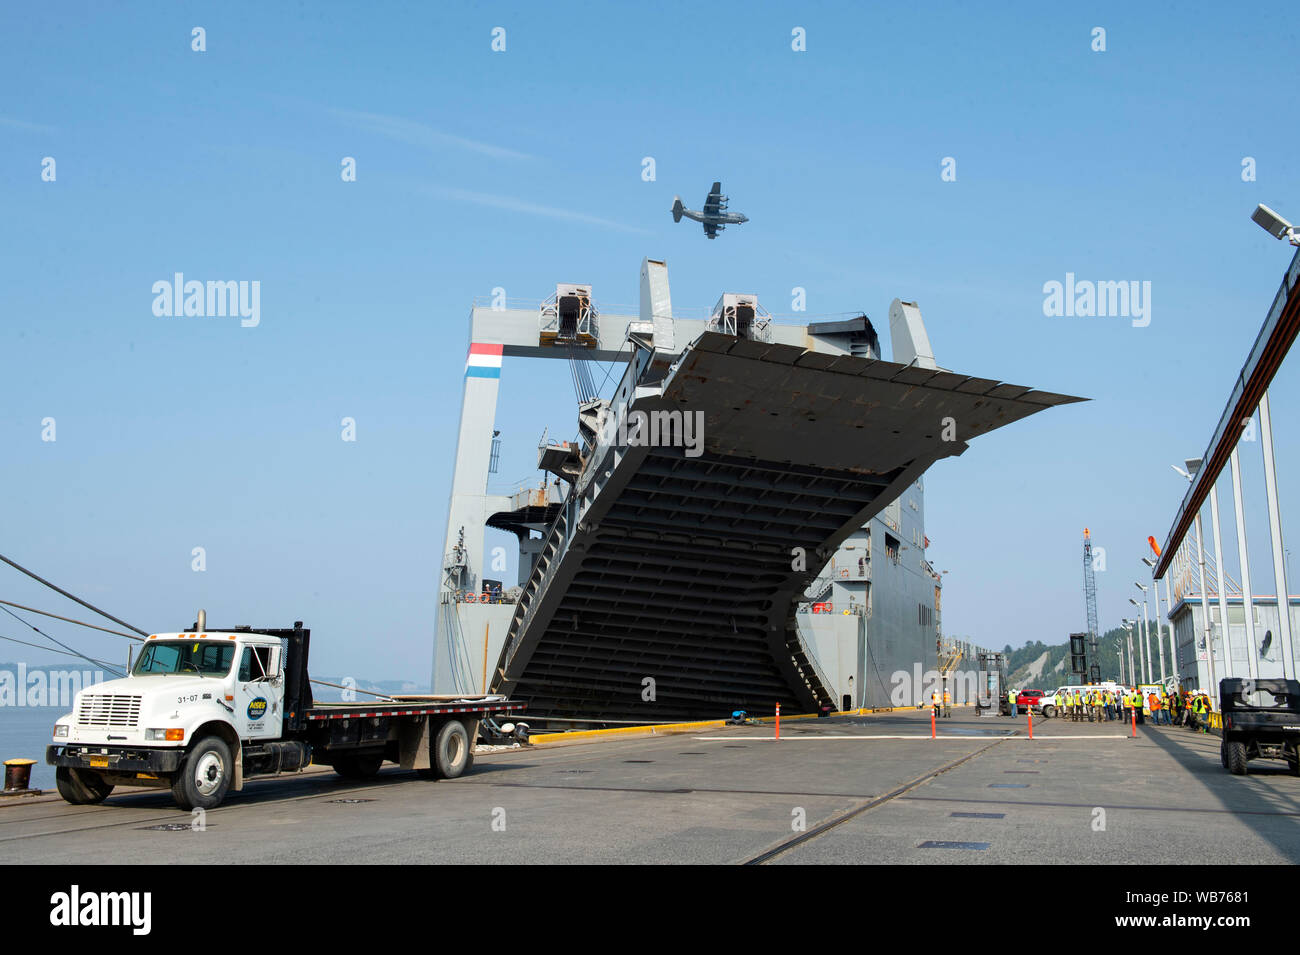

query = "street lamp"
[[1135, 582, 1159, 683], [1252, 204, 1300, 247], [1121, 618, 1136, 686], [1128, 598, 1148, 684]]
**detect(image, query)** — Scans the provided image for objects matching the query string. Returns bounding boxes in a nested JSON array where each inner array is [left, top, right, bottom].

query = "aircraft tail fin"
[[672, 196, 683, 223]]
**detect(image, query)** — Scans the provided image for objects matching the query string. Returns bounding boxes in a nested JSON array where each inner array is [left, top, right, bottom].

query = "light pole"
[[1229, 446, 1259, 681], [1249, 206, 1296, 679], [1136, 581, 1162, 682], [1128, 598, 1148, 683], [1121, 618, 1136, 686]]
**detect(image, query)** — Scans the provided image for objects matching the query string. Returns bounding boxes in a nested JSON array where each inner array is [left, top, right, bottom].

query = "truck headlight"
[[53, 724, 69, 738], [145, 728, 185, 741]]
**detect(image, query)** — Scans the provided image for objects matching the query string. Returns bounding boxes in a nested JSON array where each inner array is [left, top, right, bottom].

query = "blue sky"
[[2, 1, 1298, 681]]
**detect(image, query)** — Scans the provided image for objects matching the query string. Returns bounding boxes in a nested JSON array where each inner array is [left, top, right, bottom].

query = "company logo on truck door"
[[247, 697, 268, 720]]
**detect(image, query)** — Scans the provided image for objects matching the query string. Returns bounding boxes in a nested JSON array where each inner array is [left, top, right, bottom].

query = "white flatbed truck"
[[46, 617, 524, 810]]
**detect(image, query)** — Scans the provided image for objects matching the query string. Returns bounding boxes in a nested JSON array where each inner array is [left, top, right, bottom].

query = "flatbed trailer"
[[46, 617, 525, 810]]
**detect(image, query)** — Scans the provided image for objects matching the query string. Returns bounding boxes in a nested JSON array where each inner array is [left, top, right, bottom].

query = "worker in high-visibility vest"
[[1193, 693, 1211, 732], [1008, 689, 1018, 718], [942, 688, 952, 719], [931, 689, 942, 721], [1092, 689, 1104, 723], [1148, 692, 1162, 725]]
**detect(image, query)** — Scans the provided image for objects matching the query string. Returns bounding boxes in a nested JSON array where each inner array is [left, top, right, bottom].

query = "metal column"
[[1230, 446, 1259, 680], [1195, 516, 1217, 700], [1162, 576, 1177, 684], [1210, 480, 1235, 680], [1260, 391, 1295, 678], [432, 339, 504, 692]]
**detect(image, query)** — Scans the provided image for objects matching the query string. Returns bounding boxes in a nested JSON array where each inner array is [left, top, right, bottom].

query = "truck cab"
[[49, 623, 311, 811], [49, 616, 522, 811]]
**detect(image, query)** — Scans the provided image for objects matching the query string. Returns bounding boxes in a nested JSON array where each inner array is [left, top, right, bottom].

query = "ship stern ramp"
[[493, 330, 1081, 721]]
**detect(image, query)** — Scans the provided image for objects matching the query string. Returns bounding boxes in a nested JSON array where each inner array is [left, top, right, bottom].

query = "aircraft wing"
[[703, 181, 724, 215], [704, 221, 718, 239]]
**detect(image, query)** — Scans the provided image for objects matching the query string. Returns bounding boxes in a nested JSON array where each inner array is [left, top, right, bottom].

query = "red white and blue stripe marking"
[[466, 342, 503, 379]]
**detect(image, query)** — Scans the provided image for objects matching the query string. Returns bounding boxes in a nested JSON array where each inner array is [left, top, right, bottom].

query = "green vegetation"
[[966, 627, 1146, 687]]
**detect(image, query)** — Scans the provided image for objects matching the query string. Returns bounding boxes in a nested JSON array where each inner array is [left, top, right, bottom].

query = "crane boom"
[[1082, 528, 1101, 682]]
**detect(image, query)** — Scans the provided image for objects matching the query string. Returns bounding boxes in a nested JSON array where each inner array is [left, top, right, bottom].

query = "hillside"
[[1000, 627, 1133, 688]]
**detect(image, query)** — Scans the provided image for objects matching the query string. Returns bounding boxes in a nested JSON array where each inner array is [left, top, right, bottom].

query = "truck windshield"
[[133, 640, 236, 677]]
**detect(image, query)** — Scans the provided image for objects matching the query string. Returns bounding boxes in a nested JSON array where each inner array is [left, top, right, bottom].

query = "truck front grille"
[[77, 694, 142, 728]]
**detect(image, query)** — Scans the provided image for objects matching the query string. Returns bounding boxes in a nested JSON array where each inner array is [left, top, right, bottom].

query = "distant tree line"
[[951, 628, 1137, 687]]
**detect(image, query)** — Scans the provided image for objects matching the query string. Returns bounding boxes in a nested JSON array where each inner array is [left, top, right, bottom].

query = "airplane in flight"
[[671, 182, 748, 239]]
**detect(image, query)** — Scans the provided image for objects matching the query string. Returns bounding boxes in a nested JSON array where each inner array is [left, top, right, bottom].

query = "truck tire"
[[1042, 705, 1057, 719], [333, 754, 383, 779], [433, 720, 471, 779], [172, 736, 233, 810], [55, 766, 114, 805], [1223, 739, 1249, 776]]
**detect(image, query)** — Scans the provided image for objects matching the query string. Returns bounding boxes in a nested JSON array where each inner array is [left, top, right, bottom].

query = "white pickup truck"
[[47, 616, 524, 810]]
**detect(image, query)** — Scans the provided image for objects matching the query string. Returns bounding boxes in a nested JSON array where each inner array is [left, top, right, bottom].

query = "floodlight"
[[1252, 204, 1294, 240]]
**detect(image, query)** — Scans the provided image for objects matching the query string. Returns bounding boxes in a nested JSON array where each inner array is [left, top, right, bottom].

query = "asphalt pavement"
[[5, 708, 1297, 864]]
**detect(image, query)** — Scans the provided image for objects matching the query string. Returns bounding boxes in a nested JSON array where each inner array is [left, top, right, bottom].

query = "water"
[[0, 707, 63, 791]]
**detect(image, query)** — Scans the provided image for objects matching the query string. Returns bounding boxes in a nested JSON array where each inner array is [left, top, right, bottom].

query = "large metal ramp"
[[491, 330, 1082, 721]]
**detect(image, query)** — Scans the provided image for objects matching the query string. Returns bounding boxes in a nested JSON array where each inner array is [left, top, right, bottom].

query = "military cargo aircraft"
[[671, 181, 748, 239]]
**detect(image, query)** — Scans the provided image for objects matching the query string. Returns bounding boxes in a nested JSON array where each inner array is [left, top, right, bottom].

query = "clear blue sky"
[[2, 1, 1298, 681]]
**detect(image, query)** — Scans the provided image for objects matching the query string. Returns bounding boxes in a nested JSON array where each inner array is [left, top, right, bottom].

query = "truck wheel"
[[1223, 740, 1249, 776], [433, 720, 471, 779], [172, 736, 232, 810], [334, 754, 383, 779], [1042, 705, 1057, 719], [55, 767, 114, 805]]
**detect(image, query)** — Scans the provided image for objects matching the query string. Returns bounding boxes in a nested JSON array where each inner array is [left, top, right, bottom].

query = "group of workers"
[[929, 688, 953, 718], [1010, 685, 1216, 731], [926, 685, 1217, 731]]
